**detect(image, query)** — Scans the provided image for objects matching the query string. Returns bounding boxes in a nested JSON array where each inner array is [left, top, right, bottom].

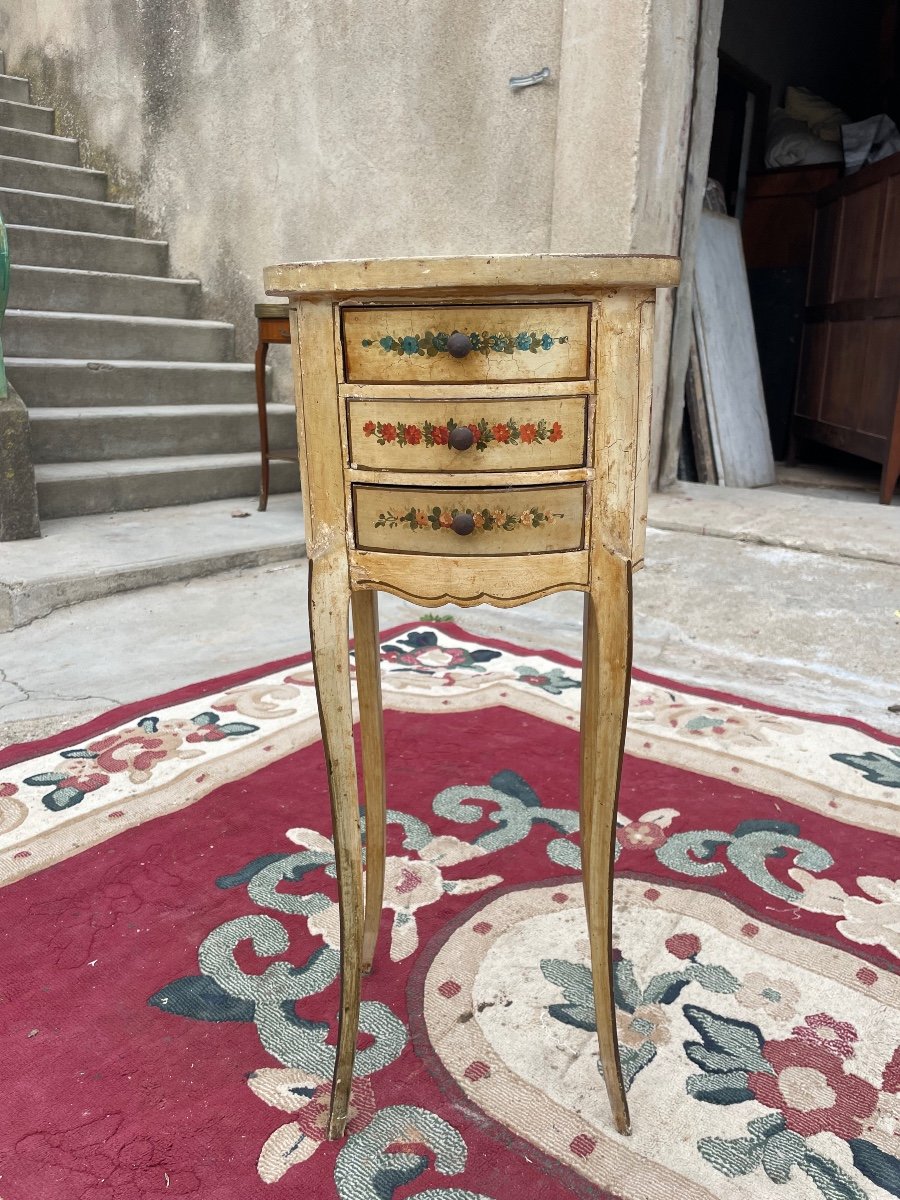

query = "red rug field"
[[1, 622, 899, 1200]]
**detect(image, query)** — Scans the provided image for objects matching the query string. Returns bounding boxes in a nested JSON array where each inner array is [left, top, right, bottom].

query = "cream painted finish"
[[341, 304, 591, 383], [353, 483, 586, 555], [270, 252, 678, 1142], [347, 396, 588, 472]]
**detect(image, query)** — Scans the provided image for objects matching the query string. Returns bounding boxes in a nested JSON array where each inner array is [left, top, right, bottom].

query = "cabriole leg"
[[579, 556, 633, 1136], [351, 589, 386, 974], [308, 558, 363, 1140]]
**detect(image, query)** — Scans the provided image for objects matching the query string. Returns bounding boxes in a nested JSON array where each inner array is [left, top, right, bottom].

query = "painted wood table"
[[263, 253, 680, 1140]]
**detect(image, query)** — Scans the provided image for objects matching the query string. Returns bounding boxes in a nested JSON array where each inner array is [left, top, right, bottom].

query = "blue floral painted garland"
[[361, 330, 568, 357]]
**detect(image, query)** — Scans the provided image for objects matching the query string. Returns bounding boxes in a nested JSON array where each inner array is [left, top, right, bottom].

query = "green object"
[[0, 210, 8, 398]]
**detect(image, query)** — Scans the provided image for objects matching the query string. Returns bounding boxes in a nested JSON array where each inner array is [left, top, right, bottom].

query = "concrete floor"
[[1, 483, 897, 748]]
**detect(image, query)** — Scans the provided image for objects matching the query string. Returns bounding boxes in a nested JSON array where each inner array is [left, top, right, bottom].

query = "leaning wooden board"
[[693, 212, 775, 488]]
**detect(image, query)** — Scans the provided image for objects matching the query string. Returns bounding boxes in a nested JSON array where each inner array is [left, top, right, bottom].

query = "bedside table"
[[263, 253, 680, 1140]]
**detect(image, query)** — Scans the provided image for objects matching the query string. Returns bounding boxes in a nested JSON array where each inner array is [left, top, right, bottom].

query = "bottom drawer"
[[353, 483, 585, 556]]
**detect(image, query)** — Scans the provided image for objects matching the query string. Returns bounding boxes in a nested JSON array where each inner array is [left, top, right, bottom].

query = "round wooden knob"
[[449, 425, 475, 451], [447, 331, 473, 359], [451, 512, 475, 536]]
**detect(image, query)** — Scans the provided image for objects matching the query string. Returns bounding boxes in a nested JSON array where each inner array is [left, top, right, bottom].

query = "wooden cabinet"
[[742, 166, 841, 273], [741, 166, 842, 459], [794, 155, 900, 503], [264, 252, 679, 1140]]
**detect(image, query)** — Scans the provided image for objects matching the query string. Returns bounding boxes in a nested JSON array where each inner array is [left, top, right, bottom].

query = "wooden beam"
[[658, 0, 724, 489]]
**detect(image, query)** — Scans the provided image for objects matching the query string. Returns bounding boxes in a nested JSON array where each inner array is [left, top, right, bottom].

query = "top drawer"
[[341, 304, 591, 384]]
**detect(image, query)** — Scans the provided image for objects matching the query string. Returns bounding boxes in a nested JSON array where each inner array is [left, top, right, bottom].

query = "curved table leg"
[[255, 338, 271, 511], [580, 554, 632, 1136], [351, 589, 386, 974], [308, 557, 363, 1140]]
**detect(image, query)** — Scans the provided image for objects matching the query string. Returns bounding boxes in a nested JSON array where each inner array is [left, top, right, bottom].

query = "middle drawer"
[[347, 396, 587, 473]]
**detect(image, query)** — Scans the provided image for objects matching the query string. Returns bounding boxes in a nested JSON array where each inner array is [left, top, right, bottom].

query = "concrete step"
[[0, 124, 79, 165], [28, 403, 297, 462], [0, 97, 53, 134], [0, 186, 134, 236], [8, 358, 263, 407], [0, 154, 107, 200], [5, 310, 235, 361], [0, 494, 305, 630], [7, 224, 169, 275], [35, 452, 300, 518], [652, 481, 900, 568], [9, 264, 201, 318], [0, 74, 30, 103]]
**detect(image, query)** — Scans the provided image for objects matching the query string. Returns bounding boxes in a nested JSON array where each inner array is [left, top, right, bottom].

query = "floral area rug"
[[1, 621, 899, 1200]]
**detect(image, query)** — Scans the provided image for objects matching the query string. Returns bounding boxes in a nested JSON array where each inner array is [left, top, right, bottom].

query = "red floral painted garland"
[[374, 505, 563, 532], [361, 416, 563, 450]]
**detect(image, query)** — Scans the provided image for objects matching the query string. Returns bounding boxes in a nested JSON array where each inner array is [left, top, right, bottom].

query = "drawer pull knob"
[[447, 331, 473, 359], [451, 512, 476, 536], [448, 426, 475, 451]]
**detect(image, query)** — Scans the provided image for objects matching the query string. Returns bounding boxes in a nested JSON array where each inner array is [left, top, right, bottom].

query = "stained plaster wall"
[[0, 0, 698, 466]]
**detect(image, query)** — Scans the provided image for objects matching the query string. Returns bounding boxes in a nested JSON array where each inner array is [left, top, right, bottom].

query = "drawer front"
[[347, 396, 587, 472], [353, 484, 585, 556], [342, 304, 591, 383]]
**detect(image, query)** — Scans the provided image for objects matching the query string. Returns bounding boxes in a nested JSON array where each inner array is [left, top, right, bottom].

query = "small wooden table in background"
[[254, 302, 294, 511]]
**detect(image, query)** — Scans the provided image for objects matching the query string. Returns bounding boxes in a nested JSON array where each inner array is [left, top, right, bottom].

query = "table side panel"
[[590, 289, 654, 562], [293, 299, 351, 563]]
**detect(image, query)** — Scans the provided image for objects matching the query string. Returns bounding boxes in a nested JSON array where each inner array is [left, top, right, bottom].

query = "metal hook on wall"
[[508, 66, 551, 90]]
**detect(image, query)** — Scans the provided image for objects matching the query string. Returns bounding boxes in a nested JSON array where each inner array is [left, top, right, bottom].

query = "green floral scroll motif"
[[832, 749, 900, 788], [374, 505, 563, 533], [361, 330, 568, 357], [432, 769, 578, 854], [684, 1003, 900, 1200], [654, 817, 834, 902], [542, 941, 740, 1092], [335, 1106, 494, 1200], [149, 846, 408, 1078]]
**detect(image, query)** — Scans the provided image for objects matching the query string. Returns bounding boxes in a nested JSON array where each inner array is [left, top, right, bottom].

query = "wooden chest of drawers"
[[263, 252, 679, 1140]]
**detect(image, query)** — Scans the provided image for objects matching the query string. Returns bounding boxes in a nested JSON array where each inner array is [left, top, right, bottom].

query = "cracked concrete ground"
[[1, 509, 897, 749]]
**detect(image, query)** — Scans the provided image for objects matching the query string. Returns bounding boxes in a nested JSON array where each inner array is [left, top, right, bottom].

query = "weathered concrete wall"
[[0, 0, 697, 449]]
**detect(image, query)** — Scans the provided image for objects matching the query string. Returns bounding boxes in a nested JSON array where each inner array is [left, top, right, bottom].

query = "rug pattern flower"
[[0, 622, 899, 1200]]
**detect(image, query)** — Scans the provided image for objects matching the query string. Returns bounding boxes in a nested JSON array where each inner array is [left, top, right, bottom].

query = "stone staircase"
[[0, 51, 299, 519]]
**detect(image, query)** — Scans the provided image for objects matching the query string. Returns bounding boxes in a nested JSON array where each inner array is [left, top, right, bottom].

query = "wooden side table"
[[253, 302, 294, 511], [263, 253, 680, 1140]]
